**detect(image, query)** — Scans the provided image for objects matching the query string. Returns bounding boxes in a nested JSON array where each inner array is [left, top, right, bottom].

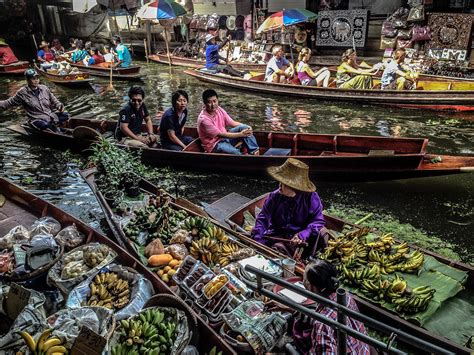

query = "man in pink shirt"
[[197, 89, 259, 155]]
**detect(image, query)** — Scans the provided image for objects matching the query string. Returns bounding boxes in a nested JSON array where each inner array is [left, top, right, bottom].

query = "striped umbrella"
[[137, 0, 186, 20], [256, 8, 317, 34]]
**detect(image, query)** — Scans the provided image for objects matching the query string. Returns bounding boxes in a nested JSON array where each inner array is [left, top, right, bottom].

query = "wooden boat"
[[0, 177, 236, 354], [34, 64, 93, 88], [184, 69, 474, 112], [224, 193, 474, 354], [0, 60, 29, 75], [68, 62, 143, 81], [148, 53, 267, 71], [83, 166, 474, 354], [7, 117, 474, 182]]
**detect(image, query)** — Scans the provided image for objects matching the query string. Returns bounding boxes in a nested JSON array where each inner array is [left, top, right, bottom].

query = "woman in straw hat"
[[251, 158, 333, 258], [37, 41, 55, 63], [0, 38, 19, 65]]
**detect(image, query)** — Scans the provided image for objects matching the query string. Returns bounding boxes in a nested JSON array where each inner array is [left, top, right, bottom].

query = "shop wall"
[[193, 0, 251, 16], [268, 0, 305, 12]]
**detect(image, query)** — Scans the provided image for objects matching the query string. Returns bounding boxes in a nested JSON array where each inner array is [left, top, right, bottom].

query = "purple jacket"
[[0, 84, 63, 122], [251, 189, 326, 244]]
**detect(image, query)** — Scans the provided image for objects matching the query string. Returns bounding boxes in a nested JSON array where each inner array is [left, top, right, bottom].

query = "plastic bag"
[[61, 260, 89, 280], [29, 217, 61, 238], [30, 234, 58, 250], [66, 264, 153, 321], [165, 244, 189, 260], [83, 244, 110, 268], [0, 251, 14, 274], [55, 225, 85, 251], [0, 285, 47, 352], [46, 306, 114, 349], [47, 243, 117, 295], [170, 229, 189, 244], [0, 225, 30, 249]]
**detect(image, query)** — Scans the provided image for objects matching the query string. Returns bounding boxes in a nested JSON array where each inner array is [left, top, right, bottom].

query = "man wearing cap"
[[0, 38, 19, 65], [113, 35, 132, 68], [251, 158, 332, 258], [0, 69, 69, 131], [205, 34, 244, 77]]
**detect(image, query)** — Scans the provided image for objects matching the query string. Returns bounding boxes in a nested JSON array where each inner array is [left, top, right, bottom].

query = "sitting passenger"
[[115, 86, 157, 148], [205, 34, 244, 77], [70, 40, 88, 63], [102, 45, 115, 63], [297, 47, 330, 87], [87, 47, 105, 66], [381, 49, 415, 90], [336, 49, 377, 89], [37, 41, 55, 63], [265, 45, 294, 83], [251, 158, 333, 258], [50, 38, 65, 58], [113, 35, 132, 68], [197, 89, 259, 155], [159, 90, 194, 151], [0, 38, 19, 65]]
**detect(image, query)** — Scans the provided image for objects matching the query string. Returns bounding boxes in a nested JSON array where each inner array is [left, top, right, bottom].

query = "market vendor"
[[251, 158, 333, 258], [336, 48, 377, 89], [115, 86, 157, 148], [293, 259, 370, 354], [204, 34, 245, 77], [37, 41, 55, 63], [0, 69, 69, 131], [265, 45, 294, 83], [0, 38, 19, 65], [381, 49, 415, 90]]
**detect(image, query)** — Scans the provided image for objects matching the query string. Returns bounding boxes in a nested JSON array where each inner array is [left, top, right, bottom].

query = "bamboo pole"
[[164, 27, 171, 67], [144, 39, 149, 63], [126, 13, 134, 56]]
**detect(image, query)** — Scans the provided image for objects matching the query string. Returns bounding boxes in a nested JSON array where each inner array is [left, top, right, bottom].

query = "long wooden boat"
[[224, 193, 474, 354], [148, 53, 267, 71], [34, 64, 93, 88], [0, 60, 29, 75], [184, 69, 474, 112], [83, 166, 474, 354], [0, 177, 236, 354], [68, 62, 143, 81], [7, 117, 474, 182]]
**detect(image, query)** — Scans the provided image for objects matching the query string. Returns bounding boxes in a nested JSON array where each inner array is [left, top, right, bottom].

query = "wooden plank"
[[204, 192, 251, 224]]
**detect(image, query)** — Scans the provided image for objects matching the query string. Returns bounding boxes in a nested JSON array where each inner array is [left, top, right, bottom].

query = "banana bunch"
[[200, 225, 229, 243], [190, 237, 218, 264], [393, 286, 436, 313], [399, 250, 424, 273], [385, 275, 408, 300], [360, 279, 392, 300], [341, 264, 379, 285], [215, 242, 241, 266], [86, 272, 130, 309], [366, 233, 395, 251], [111, 308, 177, 355], [183, 217, 211, 237], [19, 329, 67, 355], [386, 242, 410, 263]]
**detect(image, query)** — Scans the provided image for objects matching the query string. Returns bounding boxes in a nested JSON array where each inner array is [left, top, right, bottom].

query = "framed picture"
[[316, 10, 369, 47]]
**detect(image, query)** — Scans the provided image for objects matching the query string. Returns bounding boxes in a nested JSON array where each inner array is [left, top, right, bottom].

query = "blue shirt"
[[71, 49, 87, 63], [265, 55, 290, 81], [116, 43, 132, 68], [159, 107, 188, 147], [205, 44, 220, 69]]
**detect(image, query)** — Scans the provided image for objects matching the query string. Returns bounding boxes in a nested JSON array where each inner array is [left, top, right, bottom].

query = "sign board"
[[5, 283, 31, 320], [316, 10, 369, 48], [71, 326, 107, 355], [427, 48, 467, 61]]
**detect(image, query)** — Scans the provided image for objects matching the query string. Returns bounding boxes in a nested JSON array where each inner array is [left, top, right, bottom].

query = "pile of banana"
[[190, 236, 241, 267], [393, 285, 436, 313], [111, 308, 177, 355], [85, 272, 130, 310], [183, 217, 212, 237], [19, 329, 67, 355]]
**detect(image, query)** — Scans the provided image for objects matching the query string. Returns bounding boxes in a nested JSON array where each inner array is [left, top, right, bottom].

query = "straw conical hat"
[[267, 158, 316, 192], [0, 38, 7, 46]]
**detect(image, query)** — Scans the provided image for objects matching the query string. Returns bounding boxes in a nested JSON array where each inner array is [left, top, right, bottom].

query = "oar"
[[355, 212, 373, 225], [263, 236, 308, 247], [107, 61, 114, 91], [226, 38, 232, 64]]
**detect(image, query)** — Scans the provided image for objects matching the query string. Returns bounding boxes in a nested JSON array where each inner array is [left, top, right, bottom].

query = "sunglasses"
[[131, 99, 143, 103]]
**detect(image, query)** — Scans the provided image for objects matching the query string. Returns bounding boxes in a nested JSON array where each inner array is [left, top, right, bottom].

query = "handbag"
[[382, 20, 398, 38], [397, 28, 412, 40], [396, 38, 412, 49], [380, 36, 397, 49], [412, 25, 431, 41], [407, 5, 424, 22], [390, 7, 409, 29]]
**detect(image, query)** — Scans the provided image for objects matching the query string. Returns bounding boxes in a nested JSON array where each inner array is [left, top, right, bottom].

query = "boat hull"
[[69, 62, 143, 81], [0, 61, 29, 75], [35, 64, 93, 88], [184, 70, 474, 111]]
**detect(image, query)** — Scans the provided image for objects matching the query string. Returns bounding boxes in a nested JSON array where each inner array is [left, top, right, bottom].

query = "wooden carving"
[[426, 13, 473, 51]]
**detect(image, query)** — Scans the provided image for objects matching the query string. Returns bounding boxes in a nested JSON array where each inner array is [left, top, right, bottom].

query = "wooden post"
[[145, 21, 152, 58], [164, 27, 171, 66], [226, 40, 232, 64], [126, 13, 134, 56], [144, 39, 149, 63]]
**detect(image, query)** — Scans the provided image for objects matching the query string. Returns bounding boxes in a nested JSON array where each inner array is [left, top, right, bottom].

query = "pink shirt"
[[197, 106, 237, 153]]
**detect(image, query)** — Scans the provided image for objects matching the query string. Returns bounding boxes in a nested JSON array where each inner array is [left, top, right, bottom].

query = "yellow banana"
[[36, 329, 53, 351], [41, 337, 62, 352], [46, 345, 68, 355], [19, 331, 36, 353]]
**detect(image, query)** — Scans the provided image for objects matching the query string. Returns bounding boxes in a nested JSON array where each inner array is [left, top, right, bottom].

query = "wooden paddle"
[[107, 62, 114, 91], [225, 35, 232, 64]]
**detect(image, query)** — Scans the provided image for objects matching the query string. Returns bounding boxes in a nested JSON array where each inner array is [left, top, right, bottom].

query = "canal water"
[[0, 61, 473, 262]]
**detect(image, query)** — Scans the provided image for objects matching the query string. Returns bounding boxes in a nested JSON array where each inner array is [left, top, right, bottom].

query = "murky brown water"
[[0, 60, 473, 261]]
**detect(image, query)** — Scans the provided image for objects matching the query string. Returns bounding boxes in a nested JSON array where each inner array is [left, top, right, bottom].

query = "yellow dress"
[[336, 62, 372, 89]]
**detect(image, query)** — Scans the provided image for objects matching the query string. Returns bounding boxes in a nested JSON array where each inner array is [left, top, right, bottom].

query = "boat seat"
[[198, 68, 218, 74], [368, 150, 395, 156], [263, 148, 292, 156]]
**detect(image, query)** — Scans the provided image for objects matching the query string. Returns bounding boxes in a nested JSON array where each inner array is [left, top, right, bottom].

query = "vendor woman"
[[251, 158, 332, 258], [293, 260, 370, 354]]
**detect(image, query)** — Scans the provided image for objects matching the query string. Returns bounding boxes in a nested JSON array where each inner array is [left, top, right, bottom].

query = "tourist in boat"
[[0, 38, 19, 65], [381, 49, 415, 90], [251, 158, 333, 258], [0, 68, 69, 131], [37, 41, 55, 63], [70, 40, 88, 63], [159, 90, 194, 151], [265, 45, 294, 83], [50, 38, 65, 58], [336, 48, 377, 89], [112, 35, 132, 68], [87, 47, 105, 66], [102, 45, 115, 64], [204, 34, 244, 77], [296, 47, 331, 87], [115, 86, 156, 148], [197, 88, 259, 155], [292, 259, 370, 354]]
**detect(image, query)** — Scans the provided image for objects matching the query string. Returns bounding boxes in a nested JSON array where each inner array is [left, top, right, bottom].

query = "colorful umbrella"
[[137, 0, 186, 20], [256, 8, 317, 34]]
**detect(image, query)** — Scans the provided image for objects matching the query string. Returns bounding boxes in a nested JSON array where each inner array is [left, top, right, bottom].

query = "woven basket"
[[144, 293, 199, 346]]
